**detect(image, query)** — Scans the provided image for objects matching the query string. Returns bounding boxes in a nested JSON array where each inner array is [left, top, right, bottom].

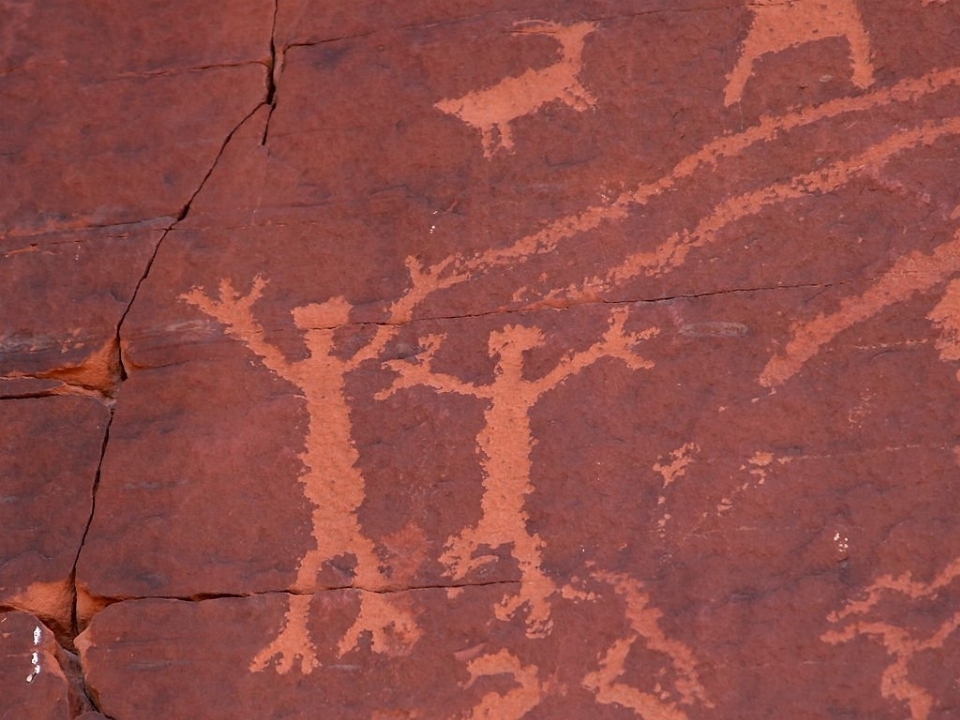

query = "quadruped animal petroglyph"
[[434, 19, 597, 157], [724, 0, 875, 105]]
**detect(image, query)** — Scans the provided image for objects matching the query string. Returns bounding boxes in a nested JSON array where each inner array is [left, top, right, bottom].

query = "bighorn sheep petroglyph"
[[435, 20, 598, 157]]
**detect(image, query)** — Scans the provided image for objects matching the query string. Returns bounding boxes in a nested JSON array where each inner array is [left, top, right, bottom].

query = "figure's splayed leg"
[[249, 594, 319, 675]]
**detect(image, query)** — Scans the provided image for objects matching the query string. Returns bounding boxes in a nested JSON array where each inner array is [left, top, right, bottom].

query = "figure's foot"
[[439, 536, 498, 580], [250, 637, 319, 675], [337, 590, 422, 658], [495, 574, 556, 639], [461, 650, 545, 719], [249, 594, 319, 675]]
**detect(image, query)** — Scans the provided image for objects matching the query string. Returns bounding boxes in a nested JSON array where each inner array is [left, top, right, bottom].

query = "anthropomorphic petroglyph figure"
[[435, 19, 597, 157], [724, 0, 875, 106], [579, 569, 711, 719], [380, 311, 656, 638], [183, 278, 421, 674], [823, 556, 960, 720]]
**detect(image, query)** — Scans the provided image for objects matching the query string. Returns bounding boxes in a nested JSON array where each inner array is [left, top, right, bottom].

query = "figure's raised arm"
[[376, 333, 486, 400], [181, 276, 296, 383], [386, 256, 459, 325], [597, 310, 659, 370], [538, 309, 657, 391], [348, 325, 401, 369]]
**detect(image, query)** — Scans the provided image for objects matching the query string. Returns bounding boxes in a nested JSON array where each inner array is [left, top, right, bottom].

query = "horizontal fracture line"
[[108, 59, 269, 80], [84, 580, 521, 605], [290, 282, 840, 331]]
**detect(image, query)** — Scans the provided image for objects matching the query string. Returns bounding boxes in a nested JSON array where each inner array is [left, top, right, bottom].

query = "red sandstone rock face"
[[0, 0, 272, 235], [0, 612, 93, 717], [0, 224, 160, 387], [4, 1, 960, 718], [1, 398, 108, 639]]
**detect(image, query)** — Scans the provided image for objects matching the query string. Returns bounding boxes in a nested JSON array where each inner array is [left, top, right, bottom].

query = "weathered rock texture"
[[3, 1, 960, 718], [0, 612, 93, 718], [0, 398, 108, 638]]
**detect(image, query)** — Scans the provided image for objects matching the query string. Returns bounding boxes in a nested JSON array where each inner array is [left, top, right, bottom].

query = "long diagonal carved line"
[[433, 67, 960, 281], [597, 114, 960, 388], [589, 115, 960, 290], [761, 221, 960, 387], [386, 68, 960, 323]]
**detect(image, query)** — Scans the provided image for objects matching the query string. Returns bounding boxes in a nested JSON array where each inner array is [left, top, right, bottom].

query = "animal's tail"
[[511, 19, 564, 34]]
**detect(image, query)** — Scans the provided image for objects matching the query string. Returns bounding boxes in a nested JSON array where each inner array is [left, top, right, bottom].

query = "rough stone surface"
[[0, 612, 92, 718], [0, 0, 272, 236], [0, 398, 109, 639], [4, 0, 960, 718], [0, 223, 162, 386]]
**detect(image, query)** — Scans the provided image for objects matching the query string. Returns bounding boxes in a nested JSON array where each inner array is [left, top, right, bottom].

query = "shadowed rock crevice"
[[69, 411, 114, 645], [76, 578, 523, 616], [64, 49, 279, 710], [114, 96, 273, 380], [8, 340, 124, 401], [261, 0, 280, 144], [57, 638, 102, 718], [0, 610, 103, 718]]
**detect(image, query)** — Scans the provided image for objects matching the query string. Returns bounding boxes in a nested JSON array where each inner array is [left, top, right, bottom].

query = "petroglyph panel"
[[12, 0, 957, 717]]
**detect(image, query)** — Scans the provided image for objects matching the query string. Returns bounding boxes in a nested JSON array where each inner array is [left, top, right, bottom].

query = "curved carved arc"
[[762, 216, 960, 388], [724, 0, 875, 107], [822, 555, 960, 720]]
